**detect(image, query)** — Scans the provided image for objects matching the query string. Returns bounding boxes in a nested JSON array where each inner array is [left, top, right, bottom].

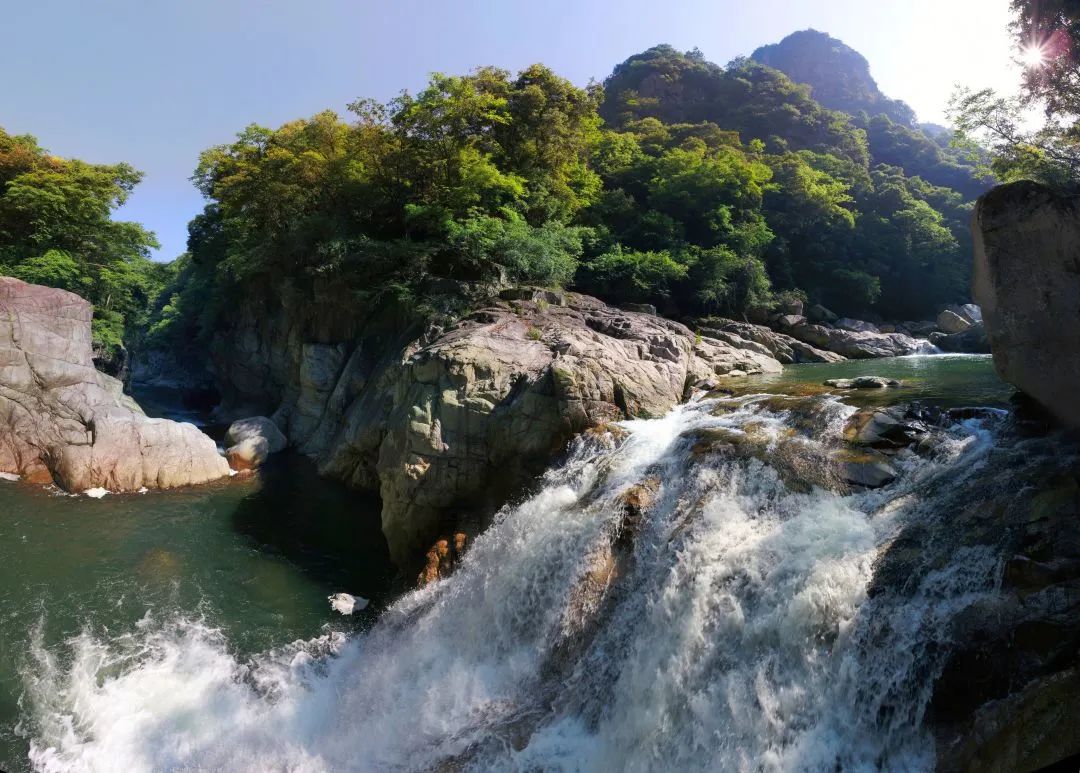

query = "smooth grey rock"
[[498, 287, 566, 306], [937, 309, 972, 334], [786, 323, 927, 359], [225, 436, 270, 471], [0, 277, 229, 491], [225, 415, 287, 470], [225, 416, 287, 452], [699, 320, 844, 364], [776, 314, 806, 328], [973, 180, 1080, 427], [777, 298, 804, 316]]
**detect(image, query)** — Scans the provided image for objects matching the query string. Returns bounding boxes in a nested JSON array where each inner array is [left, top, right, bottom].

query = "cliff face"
[[0, 278, 230, 491], [206, 287, 783, 563], [973, 180, 1080, 427], [751, 29, 916, 126]]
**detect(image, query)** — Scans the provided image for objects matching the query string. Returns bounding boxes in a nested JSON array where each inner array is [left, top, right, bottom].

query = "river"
[[0, 355, 1054, 771]]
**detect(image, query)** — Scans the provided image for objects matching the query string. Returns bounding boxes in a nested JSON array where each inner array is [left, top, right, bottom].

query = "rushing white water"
[[20, 394, 1004, 772]]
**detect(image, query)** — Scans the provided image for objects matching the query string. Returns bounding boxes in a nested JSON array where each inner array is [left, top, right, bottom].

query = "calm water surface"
[[0, 391, 395, 771]]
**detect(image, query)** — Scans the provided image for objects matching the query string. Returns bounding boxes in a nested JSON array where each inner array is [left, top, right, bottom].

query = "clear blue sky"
[[4, 0, 1019, 261]]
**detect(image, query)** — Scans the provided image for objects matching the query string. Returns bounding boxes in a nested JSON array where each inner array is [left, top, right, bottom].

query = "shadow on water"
[[229, 452, 402, 605], [130, 382, 403, 603]]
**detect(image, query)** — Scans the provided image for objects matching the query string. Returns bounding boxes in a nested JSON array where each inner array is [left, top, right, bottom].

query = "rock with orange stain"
[[417, 532, 468, 587]]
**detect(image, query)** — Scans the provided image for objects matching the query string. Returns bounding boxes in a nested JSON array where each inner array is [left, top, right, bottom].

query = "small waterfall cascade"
[[22, 391, 1052, 772]]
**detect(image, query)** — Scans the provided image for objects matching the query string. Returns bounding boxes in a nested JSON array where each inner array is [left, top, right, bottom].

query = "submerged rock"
[[973, 180, 1080, 427], [824, 377, 901, 389], [843, 407, 928, 449], [838, 454, 897, 488], [0, 278, 229, 491]]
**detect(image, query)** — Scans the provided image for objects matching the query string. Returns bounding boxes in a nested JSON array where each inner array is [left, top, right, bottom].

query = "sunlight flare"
[[1022, 43, 1047, 68]]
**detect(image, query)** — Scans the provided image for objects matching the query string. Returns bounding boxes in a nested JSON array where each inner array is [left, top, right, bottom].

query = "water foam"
[[20, 397, 1005, 772]]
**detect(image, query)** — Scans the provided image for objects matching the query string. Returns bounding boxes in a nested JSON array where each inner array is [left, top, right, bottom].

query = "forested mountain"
[[751, 30, 991, 198], [752, 29, 918, 126], [1, 32, 997, 364]]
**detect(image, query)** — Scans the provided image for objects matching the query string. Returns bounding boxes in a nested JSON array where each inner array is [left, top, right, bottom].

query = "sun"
[[1022, 44, 1047, 69]]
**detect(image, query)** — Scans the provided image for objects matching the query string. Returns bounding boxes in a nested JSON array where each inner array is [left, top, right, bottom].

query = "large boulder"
[[224, 416, 287, 471], [700, 319, 844, 364], [936, 309, 972, 334], [785, 322, 928, 359], [973, 180, 1080, 427], [930, 322, 991, 354], [0, 278, 230, 490]]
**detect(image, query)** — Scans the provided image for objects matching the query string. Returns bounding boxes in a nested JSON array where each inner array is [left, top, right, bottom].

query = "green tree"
[[0, 126, 162, 356]]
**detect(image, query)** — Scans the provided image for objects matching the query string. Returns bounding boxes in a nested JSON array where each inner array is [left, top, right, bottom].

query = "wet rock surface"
[[825, 376, 901, 389]]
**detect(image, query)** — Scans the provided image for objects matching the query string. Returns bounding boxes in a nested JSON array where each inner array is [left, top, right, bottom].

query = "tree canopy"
[[0, 127, 165, 355], [4, 33, 996, 365]]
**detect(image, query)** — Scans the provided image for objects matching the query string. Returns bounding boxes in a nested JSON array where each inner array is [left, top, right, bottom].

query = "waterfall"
[[20, 393, 1009, 772]]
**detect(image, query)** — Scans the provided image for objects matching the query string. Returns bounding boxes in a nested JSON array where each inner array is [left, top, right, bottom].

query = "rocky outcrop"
[[0, 278, 229, 491], [700, 319, 844, 364], [784, 321, 929, 359], [930, 322, 991, 354], [973, 180, 1080, 427], [208, 289, 782, 564], [936, 309, 972, 334]]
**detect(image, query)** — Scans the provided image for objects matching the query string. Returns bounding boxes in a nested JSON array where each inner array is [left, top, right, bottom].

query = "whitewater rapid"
[[19, 394, 1003, 772]]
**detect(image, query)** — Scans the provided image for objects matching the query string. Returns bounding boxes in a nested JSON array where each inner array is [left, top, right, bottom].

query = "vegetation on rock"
[[0, 128, 168, 357]]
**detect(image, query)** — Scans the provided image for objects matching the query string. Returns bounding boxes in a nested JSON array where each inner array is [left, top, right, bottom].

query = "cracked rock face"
[[209, 290, 783, 565], [0, 277, 230, 491]]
